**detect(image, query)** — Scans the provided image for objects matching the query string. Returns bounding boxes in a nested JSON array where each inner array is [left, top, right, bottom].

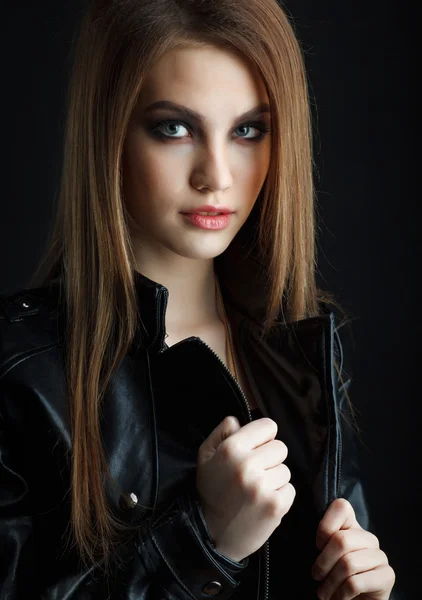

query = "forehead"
[[137, 45, 269, 114]]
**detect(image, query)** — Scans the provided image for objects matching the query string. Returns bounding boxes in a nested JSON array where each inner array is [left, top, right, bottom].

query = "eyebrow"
[[143, 100, 271, 124]]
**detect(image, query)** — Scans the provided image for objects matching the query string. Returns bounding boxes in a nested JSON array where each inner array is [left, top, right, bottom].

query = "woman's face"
[[122, 43, 271, 263]]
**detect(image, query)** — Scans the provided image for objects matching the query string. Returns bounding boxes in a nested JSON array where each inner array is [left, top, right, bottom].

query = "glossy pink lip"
[[181, 212, 231, 230]]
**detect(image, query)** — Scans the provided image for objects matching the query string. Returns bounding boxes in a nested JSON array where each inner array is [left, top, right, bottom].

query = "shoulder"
[[0, 280, 64, 377]]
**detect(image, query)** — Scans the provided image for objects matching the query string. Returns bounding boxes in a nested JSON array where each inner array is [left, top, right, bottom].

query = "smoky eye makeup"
[[144, 117, 271, 142]]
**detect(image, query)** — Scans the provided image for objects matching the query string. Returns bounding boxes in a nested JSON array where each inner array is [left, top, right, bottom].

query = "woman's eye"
[[234, 124, 269, 140], [153, 120, 190, 139], [149, 120, 270, 142]]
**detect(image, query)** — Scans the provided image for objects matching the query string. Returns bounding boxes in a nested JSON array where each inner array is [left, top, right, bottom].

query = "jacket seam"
[[136, 537, 157, 575], [0, 343, 60, 381], [330, 316, 342, 500], [161, 587, 181, 600]]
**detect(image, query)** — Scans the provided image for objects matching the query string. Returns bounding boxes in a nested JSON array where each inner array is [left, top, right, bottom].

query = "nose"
[[191, 145, 233, 192]]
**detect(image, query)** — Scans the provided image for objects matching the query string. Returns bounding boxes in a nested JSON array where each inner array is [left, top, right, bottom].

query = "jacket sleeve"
[[332, 321, 404, 600], [0, 380, 249, 600], [133, 480, 250, 600]]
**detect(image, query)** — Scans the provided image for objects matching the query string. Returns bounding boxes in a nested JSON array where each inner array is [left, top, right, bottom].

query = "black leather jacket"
[[0, 269, 398, 599]]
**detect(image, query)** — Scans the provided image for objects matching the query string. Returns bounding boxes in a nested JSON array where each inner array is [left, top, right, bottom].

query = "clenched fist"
[[196, 415, 296, 563]]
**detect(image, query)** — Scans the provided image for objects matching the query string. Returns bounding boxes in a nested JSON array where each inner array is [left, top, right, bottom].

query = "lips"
[[181, 205, 233, 215], [182, 212, 232, 230], [188, 211, 225, 216]]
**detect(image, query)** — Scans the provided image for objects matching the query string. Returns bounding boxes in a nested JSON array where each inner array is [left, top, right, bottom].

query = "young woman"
[[0, 1, 398, 598]]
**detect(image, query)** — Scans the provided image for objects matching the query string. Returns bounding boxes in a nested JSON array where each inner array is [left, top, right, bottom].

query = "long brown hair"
[[28, 0, 354, 567]]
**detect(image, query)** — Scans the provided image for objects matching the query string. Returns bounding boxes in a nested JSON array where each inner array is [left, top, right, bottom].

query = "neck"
[[134, 253, 222, 331]]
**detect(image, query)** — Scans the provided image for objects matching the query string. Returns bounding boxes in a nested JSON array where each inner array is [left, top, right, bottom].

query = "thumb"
[[198, 416, 241, 463]]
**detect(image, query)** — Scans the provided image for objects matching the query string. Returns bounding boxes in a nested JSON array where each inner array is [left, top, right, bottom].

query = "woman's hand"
[[311, 498, 396, 600], [196, 416, 296, 563]]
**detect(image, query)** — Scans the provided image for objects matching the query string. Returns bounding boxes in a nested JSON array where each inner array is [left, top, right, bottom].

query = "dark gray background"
[[2, 2, 418, 596]]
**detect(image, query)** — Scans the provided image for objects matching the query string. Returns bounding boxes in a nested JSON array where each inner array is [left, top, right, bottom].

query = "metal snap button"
[[202, 580, 222, 596], [16, 297, 32, 309], [119, 492, 138, 510]]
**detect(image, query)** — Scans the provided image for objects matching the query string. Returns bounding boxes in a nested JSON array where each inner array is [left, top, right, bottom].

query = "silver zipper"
[[264, 540, 270, 600], [197, 338, 253, 421], [157, 289, 269, 600]]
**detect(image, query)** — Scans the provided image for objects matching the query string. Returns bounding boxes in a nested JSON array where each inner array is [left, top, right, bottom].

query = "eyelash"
[[149, 119, 271, 142]]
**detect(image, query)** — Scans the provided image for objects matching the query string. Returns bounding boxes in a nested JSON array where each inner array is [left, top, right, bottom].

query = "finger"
[[224, 417, 279, 455], [329, 564, 396, 600], [316, 499, 361, 550], [200, 416, 241, 459], [248, 438, 288, 469], [314, 548, 389, 600], [313, 528, 380, 581], [262, 463, 291, 491]]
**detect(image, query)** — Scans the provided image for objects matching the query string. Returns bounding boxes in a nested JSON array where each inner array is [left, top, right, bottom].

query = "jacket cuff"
[[190, 489, 250, 574], [139, 486, 249, 599]]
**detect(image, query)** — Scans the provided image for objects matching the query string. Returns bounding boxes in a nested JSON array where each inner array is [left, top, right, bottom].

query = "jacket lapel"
[[231, 308, 340, 518]]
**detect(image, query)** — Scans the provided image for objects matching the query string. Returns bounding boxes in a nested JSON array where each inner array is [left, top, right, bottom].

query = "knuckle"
[[334, 498, 351, 511], [341, 553, 357, 577], [345, 574, 363, 595], [220, 438, 240, 460], [264, 494, 283, 518], [269, 483, 295, 517], [332, 530, 349, 552], [234, 462, 250, 488], [248, 480, 265, 504]]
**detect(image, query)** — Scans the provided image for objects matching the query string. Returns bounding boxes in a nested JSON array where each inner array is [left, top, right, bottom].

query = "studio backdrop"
[[2, 1, 418, 597]]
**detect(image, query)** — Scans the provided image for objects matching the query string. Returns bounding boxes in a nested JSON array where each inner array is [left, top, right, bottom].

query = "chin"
[[168, 236, 234, 261]]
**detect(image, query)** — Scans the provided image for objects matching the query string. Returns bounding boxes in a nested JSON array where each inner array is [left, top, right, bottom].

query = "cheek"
[[123, 138, 186, 212], [238, 146, 270, 204]]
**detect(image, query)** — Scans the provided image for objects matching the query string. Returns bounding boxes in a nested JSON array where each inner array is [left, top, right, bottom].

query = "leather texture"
[[0, 267, 400, 599]]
